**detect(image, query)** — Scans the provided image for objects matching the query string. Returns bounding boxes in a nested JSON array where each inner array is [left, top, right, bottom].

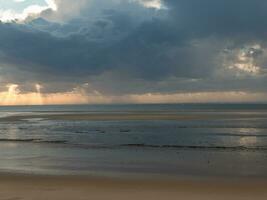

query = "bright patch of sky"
[[133, 0, 166, 10], [0, 0, 47, 12], [0, 0, 53, 22]]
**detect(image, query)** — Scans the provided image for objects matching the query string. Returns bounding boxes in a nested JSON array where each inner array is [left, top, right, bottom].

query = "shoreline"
[[0, 173, 267, 200], [1, 111, 267, 122]]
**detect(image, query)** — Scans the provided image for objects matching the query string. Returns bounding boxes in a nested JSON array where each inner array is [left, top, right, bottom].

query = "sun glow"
[[0, 84, 89, 105], [1, 83, 267, 105]]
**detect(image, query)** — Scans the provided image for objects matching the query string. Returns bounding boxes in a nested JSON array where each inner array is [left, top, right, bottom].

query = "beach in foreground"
[[1, 104, 267, 199], [1, 174, 267, 200]]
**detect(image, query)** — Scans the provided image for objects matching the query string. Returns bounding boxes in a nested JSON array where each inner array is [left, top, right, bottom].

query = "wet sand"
[[0, 174, 267, 200]]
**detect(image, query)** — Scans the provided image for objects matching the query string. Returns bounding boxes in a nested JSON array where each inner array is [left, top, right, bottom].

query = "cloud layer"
[[1, 0, 267, 103]]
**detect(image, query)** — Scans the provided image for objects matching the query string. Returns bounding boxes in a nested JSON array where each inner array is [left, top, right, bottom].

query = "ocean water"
[[0, 104, 267, 179]]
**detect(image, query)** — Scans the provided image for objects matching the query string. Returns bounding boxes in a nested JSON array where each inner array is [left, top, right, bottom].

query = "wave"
[[214, 133, 267, 137], [40, 140, 67, 144], [0, 138, 67, 144], [175, 126, 267, 129], [1, 138, 267, 151], [120, 144, 267, 151], [0, 138, 39, 142], [65, 143, 267, 151]]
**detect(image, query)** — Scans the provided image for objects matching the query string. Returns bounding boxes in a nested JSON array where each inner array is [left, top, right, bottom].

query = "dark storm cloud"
[[1, 0, 267, 94], [166, 0, 267, 37]]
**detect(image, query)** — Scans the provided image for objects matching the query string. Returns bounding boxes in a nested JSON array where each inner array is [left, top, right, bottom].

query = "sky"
[[0, 0, 267, 105]]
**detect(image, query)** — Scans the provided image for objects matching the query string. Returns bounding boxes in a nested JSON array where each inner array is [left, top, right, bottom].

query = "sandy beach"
[[0, 174, 267, 200]]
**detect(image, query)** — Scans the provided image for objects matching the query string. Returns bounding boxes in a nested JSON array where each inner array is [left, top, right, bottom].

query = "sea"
[[0, 104, 267, 179]]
